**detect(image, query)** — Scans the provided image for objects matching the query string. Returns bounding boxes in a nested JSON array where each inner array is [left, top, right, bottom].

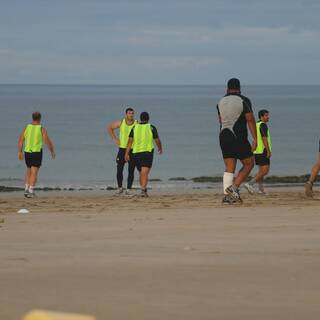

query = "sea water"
[[0, 84, 319, 190]]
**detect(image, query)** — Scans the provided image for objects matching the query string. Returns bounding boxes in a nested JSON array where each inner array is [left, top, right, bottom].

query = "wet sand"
[[1, 191, 320, 319]]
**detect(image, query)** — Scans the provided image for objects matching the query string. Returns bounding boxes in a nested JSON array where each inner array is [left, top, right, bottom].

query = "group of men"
[[107, 109, 163, 197], [18, 110, 162, 198], [18, 79, 320, 200], [218, 77, 319, 203]]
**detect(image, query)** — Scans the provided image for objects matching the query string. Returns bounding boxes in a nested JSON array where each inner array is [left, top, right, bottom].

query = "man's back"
[[217, 93, 252, 140], [24, 124, 43, 153]]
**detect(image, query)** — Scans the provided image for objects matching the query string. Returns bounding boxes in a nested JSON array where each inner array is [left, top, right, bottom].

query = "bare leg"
[[25, 168, 31, 186], [254, 165, 270, 183], [140, 167, 150, 190], [223, 158, 237, 174], [29, 167, 39, 188], [234, 156, 254, 188], [24, 168, 31, 196], [308, 159, 320, 184], [305, 158, 320, 197]]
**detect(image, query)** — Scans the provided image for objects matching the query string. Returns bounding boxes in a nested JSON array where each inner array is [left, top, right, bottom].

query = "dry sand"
[[0, 190, 320, 320]]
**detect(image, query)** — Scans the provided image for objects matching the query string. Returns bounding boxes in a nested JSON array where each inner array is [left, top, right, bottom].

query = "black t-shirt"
[[259, 122, 268, 137], [129, 123, 159, 139], [217, 93, 253, 140]]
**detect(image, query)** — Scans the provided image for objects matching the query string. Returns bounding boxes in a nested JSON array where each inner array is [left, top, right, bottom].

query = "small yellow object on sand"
[[22, 310, 96, 320]]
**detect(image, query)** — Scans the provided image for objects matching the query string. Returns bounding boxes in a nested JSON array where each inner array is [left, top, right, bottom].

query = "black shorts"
[[255, 150, 270, 166], [25, 150, 43, 168], [133, 151, 154, 171], [219, 129, 253, 160], [116, 148, 134, 164]]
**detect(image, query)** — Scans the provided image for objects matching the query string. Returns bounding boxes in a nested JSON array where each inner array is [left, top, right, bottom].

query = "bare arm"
[[245, 112, 257, 151], [262, 136, 271, 158], [154, 138, 163, 154], [18, 128, 25, 160], [42, 128, 56, 159], [124, 137, 133, 162], [107, 120, 121, 146]]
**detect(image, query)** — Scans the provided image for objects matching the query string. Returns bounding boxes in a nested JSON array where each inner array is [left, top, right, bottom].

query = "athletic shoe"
[[244, 183, 256, 195], [140, 189, 149, 198], [225, 185, 242, 202], [305, 181, 313, 197], [26, 192, 36, 198], [114, 187, 124, 196], [24, 190, 30, 198], [257, 190, 267, 195], [222, 195, 237, 204], [125, 189, 133, 197]]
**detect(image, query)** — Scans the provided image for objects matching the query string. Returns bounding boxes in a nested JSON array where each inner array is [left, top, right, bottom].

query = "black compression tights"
[[117, 161, 135, 189]]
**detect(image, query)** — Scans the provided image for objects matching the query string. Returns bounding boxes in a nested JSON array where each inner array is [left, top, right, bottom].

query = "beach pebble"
[[18, 208, 29, 214]]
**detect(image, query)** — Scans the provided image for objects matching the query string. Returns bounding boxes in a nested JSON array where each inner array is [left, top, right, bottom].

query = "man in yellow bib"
[[108, 107, 137, 195], [125, 112, 163, 197], [244, 109, 271, 194], [18, 112, 55, 198]]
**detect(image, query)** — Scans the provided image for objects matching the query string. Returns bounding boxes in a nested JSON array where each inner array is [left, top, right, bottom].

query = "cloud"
[[138, 55, 224, 68], [125, 25, 320, 48], [0, 1, 319, 83]]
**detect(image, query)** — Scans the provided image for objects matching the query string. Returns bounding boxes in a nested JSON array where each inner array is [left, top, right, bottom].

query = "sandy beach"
[[1, 190, 320, 319]]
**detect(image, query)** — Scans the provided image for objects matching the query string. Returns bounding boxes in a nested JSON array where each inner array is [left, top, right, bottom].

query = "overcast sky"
[[1, 0, 319, 84]]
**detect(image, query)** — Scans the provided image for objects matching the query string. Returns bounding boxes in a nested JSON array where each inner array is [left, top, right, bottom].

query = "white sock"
[[223, 172, 234, 195], [29, 186, 34, 194], [249, 178, 256, 186], [258, 182, 264, 191], [25, 184, 29, 192]]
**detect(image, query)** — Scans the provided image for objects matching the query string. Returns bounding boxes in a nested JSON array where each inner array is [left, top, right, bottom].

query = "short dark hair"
[[258, 109, 269, 118], [140, 111, 149, 122], [125, 107, 134, 114], [227, 78, 241, 90], [32, 112, 41, 121]]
